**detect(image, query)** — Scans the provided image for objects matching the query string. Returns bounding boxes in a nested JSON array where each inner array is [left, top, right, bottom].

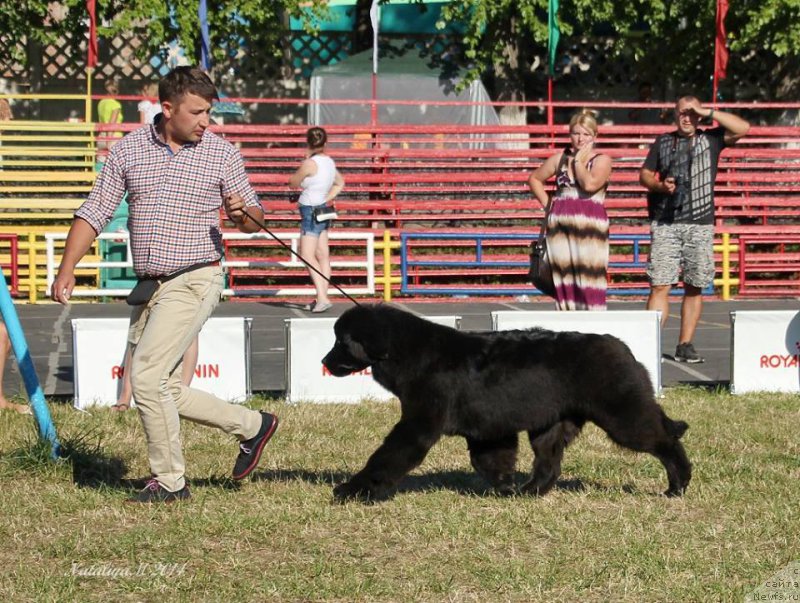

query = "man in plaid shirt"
[[52, 67, 278, 503]]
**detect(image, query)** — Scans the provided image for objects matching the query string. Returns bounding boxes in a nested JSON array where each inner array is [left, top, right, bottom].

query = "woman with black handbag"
[[289, 127, 345, 313], [528, 109, 612, 310]]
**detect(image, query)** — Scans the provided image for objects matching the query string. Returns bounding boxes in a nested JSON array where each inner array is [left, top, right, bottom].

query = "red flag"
[[87, 0, 98, 68], [714, 0, 729, 81]]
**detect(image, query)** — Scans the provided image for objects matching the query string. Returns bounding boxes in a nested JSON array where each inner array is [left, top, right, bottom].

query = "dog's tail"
[[663, 415, 689, 439]]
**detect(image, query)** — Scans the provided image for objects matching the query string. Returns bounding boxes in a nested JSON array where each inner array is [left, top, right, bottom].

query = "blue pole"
[[0, 270, 60, 458]]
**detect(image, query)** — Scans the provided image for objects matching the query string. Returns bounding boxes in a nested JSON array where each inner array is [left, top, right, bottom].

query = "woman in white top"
[[289, 127, 345, 313], [137, 81, 161, 124]]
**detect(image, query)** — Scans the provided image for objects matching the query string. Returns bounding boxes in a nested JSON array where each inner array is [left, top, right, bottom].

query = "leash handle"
[[240, 208, 362, 307]]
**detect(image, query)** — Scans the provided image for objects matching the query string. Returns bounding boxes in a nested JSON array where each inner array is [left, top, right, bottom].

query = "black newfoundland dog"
[[322, 305, 691, 502]]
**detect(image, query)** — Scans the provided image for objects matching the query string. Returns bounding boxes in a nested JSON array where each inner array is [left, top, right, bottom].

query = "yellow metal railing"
[[713, 233, 740, 300], [375, 230, 402, 301], [0, 229, 100, 303]]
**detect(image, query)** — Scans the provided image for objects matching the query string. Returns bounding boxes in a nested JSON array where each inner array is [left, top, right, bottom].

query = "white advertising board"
[[491, 311, 662, 394], [71, 317, 252, 409], [731, 311, 800, 394], [286, 315, 461, 403]]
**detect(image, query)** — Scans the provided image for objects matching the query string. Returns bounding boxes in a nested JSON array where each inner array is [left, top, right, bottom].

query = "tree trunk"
[[494, 19, 527, 149], [353, 0, 374, 54]]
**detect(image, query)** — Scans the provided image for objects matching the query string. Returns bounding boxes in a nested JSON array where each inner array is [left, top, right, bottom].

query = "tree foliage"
[[2, 0, 798, 99], [440, 0, 800, 100], [0, 0, 326, 74], [97, 0, 326, 72], [0, 1, 85, 65]]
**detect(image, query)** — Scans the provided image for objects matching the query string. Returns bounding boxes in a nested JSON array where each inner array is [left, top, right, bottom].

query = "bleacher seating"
[[233, 124, 800, 232], [225, 122, 800, 297], [0, 120, 98, 224], [1, 116, 799, 299]]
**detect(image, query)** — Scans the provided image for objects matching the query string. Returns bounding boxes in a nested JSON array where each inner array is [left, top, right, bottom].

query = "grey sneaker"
[[675, 342, 704, 364]]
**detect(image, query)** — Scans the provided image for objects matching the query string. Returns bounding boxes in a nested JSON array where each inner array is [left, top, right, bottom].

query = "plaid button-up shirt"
[[76, 124, 259, 277]]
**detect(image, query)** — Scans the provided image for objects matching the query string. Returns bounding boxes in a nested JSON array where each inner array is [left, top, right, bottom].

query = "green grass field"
[[0, 388, 797, 601]]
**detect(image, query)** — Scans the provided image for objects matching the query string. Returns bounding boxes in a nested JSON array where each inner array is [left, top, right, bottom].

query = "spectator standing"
[[52, 66, 278, 503], [137, 81, 161, 124], [0, 321, 32, 414], [289, 127, 344, 313], [112, 336, 198, 411], [97, 79, 124, 152], [0, 97, 11, 121], [528, 109, 613, 310], [640, 95, 750, 363]]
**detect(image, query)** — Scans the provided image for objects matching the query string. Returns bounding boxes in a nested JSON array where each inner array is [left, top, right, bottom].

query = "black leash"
[[240, 208, 362, 307]]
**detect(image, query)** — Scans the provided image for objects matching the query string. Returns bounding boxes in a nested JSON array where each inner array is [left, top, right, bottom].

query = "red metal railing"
[[0, 234, 19, 297]]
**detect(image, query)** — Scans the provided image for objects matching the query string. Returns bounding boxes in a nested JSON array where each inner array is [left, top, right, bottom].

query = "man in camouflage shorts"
[[640, 95, 749, 363]]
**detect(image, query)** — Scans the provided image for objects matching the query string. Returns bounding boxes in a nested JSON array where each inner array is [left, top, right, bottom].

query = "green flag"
[[548, 0, 560, 77]]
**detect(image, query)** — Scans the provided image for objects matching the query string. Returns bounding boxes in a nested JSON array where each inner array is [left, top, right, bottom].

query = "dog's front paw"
[[333, 478, 386, 503], [664, 485, 687, 498], [494, 483, 517, 497]]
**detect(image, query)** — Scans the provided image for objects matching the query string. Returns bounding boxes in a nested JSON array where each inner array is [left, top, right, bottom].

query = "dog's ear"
[[335, 305, 390, 364], [349, 331, 389, 363]]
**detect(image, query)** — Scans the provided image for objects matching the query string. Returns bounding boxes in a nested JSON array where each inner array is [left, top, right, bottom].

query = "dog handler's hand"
[[224, 193, 247, 225], [51, 270, 76, 305]]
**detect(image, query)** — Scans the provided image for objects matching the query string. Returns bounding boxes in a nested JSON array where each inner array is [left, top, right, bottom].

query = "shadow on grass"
[[252, 468, 350, 487], [2, 435, 642, 499], [59, 431, 129, 489], [249, 467, 493, 495], [1, 429, 129, 490], [397, 473, 637, 497], [676, 380, 731, 392], [250, 468, 638, 498]]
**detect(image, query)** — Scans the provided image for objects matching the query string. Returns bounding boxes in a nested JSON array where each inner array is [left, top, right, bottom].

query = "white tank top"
[[298, 154, 336, 207]]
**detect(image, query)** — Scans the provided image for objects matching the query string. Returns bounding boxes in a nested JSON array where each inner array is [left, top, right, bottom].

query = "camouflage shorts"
[[646, 222, 715, 288]]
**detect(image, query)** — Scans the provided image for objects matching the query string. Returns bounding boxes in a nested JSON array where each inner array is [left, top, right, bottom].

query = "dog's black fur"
[[322, 305, 691, 502]]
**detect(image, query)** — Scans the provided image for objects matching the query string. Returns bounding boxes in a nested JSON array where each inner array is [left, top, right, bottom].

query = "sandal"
[[0, 402, 33, 415], [311, 302, 333, 313]]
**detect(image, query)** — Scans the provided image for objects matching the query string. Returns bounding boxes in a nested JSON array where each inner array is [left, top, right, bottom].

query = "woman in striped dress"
[[528, 109, 612, 310]]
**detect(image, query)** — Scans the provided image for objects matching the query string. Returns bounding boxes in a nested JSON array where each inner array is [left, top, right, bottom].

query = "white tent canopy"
[[309, 48, 500, 129]]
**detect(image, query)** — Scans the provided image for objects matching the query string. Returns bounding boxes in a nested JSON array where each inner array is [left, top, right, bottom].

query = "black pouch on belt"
[[126, 278, 160, 306], [125, 260, 220, 306]]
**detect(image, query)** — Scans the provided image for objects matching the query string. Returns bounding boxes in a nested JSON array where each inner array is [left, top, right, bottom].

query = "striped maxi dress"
[[545, 154, 609, 310]]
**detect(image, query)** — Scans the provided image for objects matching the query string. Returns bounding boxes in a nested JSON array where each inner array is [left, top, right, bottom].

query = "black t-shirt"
[[642, 127, 726, 224]]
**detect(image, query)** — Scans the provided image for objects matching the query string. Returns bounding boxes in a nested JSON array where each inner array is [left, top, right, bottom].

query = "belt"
[[143, 259, 221, 282]]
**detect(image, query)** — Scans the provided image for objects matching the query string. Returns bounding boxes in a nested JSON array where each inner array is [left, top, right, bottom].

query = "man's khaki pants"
[[128, 266, 262, 492]]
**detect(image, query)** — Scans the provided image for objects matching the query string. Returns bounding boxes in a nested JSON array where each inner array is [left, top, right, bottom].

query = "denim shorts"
[[299, 204, 330, 237]]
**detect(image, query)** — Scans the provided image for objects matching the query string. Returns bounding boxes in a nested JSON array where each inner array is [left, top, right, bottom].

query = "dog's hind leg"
[[654, 439, 692, 497], [521, 421, 581, 496], [593, 406, 692, 496], [466, 434, 519, 496]]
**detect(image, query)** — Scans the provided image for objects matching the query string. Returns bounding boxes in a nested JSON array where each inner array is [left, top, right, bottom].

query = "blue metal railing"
[[399, 232, 710, 297]]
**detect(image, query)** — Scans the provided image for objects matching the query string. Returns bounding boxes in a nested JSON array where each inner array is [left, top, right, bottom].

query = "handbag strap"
[[537, 197, 553, 244]]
